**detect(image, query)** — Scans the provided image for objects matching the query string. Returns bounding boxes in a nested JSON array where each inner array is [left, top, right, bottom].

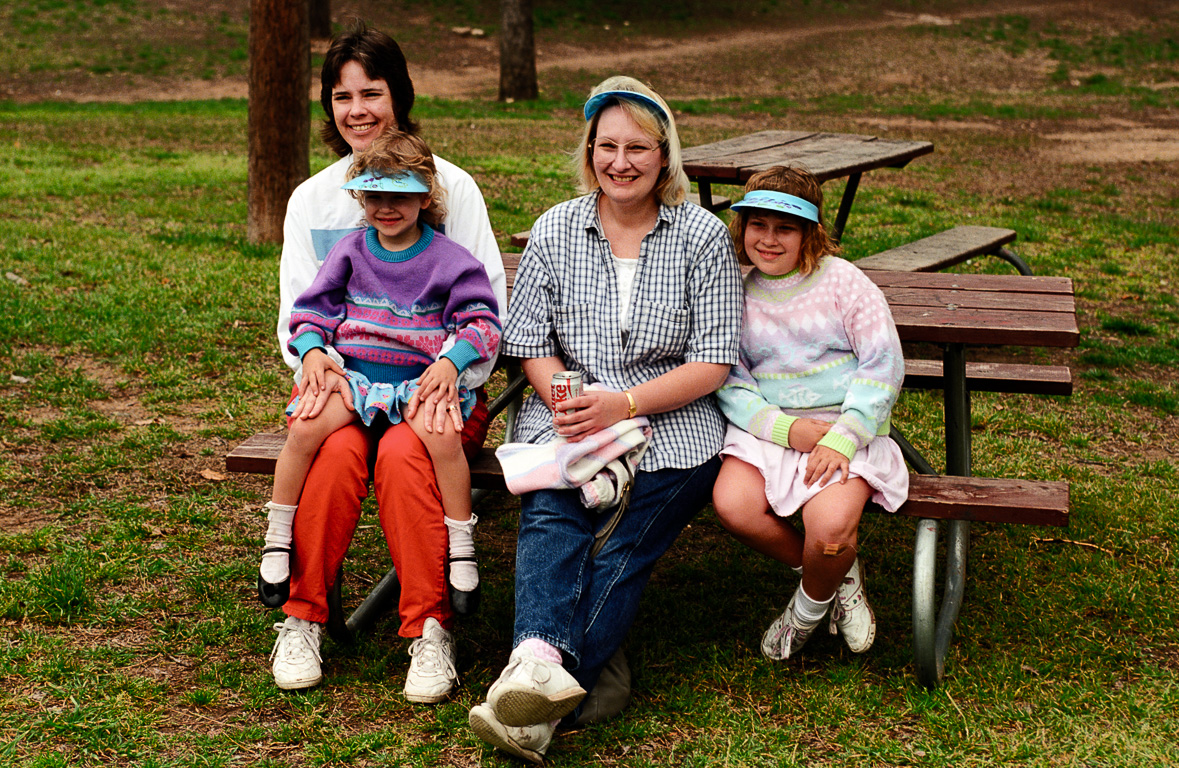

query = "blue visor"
[[730, 190, 820, 223], [341, 169, 429, 194], [583, 89, 670, 122]]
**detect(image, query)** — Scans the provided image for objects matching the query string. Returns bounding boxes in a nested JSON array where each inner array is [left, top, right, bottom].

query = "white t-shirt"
[[277, 153, 506, 389]]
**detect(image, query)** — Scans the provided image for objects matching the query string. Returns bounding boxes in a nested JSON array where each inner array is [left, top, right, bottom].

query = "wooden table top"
[[681, 130, 934, 184], [866, 270, 1079, 348]]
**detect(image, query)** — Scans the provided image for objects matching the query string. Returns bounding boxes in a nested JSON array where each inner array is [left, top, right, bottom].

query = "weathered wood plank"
[[855, 226, 1018, 272], [904, 360, 1072, 395], [866, 271, 1074, 294]]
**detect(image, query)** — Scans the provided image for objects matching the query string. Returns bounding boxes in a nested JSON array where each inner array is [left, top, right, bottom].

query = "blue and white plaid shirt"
[[502, 192, 744, 470]]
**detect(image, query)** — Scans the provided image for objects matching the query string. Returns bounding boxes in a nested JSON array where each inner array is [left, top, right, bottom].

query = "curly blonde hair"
[[729, 166, 840, 275], [347, 129, 447, 229]]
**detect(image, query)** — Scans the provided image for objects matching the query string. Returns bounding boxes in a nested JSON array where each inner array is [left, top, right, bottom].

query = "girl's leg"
[[712, 457, 806, 569], [260, 395, 359, 605], [798, 477, 871, 602], [406, 408, 478, 593]]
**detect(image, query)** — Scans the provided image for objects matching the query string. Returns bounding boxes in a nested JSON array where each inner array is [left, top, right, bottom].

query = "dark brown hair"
[[729, 165, 839, 275], [319, 21, 419, 157]]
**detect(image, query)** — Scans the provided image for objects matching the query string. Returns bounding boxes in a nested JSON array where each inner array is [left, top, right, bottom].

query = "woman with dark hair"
[[266, 21, 506, 705], [468, 76, 743, 763]]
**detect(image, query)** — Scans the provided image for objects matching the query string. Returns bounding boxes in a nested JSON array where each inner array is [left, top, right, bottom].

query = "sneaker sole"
[[469, 706, 545, 765], [841, 603, 877, 654], [404, 684, 453, 704], [274, 673, 322, 691], [490, 684, 586, 728]]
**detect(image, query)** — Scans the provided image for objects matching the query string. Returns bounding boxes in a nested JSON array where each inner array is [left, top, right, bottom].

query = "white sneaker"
[[761, 590, 819, 661], [469, 702, 553, 765], [404, 617, 457, 703], [487, 645, 586, 727], [829, 557, 876, 653], [270, 615, 323, 690]]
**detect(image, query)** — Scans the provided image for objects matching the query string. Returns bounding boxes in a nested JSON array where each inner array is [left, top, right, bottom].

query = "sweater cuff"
[[770, 414, 797, 448], [290, 332, 326, 361], [817, 431, 857, 462], [441, 340, 482, 375]]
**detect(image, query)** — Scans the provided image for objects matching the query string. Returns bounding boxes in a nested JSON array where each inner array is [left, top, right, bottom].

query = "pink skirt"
[[720, 426, 909, 517]]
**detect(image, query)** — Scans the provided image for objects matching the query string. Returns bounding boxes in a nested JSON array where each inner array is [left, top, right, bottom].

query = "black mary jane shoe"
[[257, 546, 291, 608], [448, 555, 480, 616]]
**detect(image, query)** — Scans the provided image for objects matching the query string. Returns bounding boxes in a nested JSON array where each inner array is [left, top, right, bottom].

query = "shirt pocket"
[[553, 302, 599, 372], [627, 301, 690, 365]]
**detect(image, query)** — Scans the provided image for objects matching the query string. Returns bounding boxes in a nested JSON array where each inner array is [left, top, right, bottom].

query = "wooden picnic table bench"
[[229, 250, 1074, 687]]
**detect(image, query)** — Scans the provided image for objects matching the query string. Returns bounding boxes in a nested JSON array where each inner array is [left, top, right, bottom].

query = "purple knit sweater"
[[288, 224, 501, 386]]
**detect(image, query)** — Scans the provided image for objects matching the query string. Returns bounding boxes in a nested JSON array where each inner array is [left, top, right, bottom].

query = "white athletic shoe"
[[761, 590, 820, 661], [487, 645, 585, 727], [404, 617, 457, 703], [270, 615, 323, 690], [829, 557, 877, 653], [469, 702, 553, 765]]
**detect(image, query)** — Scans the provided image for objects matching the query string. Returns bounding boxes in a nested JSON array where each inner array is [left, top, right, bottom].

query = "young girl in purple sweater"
[[712, 166, 908, 660], [258, 131, 501, 611]]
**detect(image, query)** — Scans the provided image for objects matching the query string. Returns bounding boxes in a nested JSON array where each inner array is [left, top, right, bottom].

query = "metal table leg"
[[912, 342, 972, 688], [831, 172, 862, 243], [697, 181, 714, 212]]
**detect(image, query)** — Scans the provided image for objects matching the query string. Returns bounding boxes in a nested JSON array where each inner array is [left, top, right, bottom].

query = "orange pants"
[[283, 389, 490, 637]]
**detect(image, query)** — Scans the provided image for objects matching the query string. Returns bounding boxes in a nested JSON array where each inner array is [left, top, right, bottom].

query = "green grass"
[[2, 3, 1178, 766]]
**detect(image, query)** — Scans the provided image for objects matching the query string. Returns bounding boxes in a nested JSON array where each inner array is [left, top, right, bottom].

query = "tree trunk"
[[309, 0, 331, 40], [499, 0, 537, 101], [248, 0, 310, 244]]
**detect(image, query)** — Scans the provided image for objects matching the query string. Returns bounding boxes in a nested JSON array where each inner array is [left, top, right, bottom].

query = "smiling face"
[[332, 60, 397, 153], [591, 105, 666, 210], [743, 211, 805, 276], [364, 191, 429, 251]]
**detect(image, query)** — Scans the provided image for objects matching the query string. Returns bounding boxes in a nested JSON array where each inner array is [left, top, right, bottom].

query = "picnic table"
[[866, 268, 1079, 685], [227, 261, 1077, 688], [681, 129, 934, 240]]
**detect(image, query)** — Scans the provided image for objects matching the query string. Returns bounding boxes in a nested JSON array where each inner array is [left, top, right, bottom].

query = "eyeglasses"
[[590, 139, 660, 163]]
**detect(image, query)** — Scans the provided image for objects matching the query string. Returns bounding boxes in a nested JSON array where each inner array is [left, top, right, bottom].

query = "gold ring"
[[447, 405, 459, 412]]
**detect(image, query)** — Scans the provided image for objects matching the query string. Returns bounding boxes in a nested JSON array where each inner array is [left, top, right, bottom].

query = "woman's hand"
[[787, 418, 832, 453], [406, 359, 461, 433], [552, 390, 630, 442], [293, 368, 354, 420], [804, 445, 849, 487]]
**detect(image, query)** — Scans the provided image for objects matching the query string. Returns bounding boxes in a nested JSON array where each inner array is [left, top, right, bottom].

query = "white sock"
[[444, 514, 479, 592], [260, 501, 297, 584], [794, 585, 833, 627]]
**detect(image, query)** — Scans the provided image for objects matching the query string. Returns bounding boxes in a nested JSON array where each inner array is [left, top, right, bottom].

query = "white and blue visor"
[[584, 89, 670, 122], [341, 169, 429, 194], [730, 190, 820, 223]]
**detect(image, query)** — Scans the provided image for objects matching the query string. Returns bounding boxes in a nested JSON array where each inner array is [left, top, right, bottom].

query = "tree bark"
[[499, 0, 538, 101], [248, 0, 310, 244], [309, 0, 331, 40]]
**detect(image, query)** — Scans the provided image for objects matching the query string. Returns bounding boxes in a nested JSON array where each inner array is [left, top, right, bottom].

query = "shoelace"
[[409, 637, 456, 679], [270, 621, 322, 664]]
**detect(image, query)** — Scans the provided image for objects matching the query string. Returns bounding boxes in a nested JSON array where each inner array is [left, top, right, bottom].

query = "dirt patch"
[[1042, 127, 1179, 163]]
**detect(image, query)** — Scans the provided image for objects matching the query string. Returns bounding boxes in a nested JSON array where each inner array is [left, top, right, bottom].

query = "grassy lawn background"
[[1, 1, 1178, 765]]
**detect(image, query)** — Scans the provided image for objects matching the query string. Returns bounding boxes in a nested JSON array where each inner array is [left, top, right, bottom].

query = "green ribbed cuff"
[[817, 430, 857, 462], [770, 414, 797, 448], [441, 339, 482, 375]]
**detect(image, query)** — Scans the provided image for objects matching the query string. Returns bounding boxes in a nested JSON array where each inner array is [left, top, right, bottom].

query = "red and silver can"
[[551, 371, 583, 412]]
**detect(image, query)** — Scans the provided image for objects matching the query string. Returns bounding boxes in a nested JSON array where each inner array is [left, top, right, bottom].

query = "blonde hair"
[[347, 129, 447, 229], [729, 166, 839, 275], [574, 76, 688, 207]]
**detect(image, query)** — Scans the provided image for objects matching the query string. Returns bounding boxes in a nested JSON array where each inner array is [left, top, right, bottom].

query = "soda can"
[[551, 371, 583, 412]]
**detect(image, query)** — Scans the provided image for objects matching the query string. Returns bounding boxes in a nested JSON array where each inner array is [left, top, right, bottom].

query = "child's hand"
[[406, 359, 459, 433], [299, 348, 346, 400], [293, 369, 354, 420], [788, 418, 831, 453], [804, 445, 849, 488]]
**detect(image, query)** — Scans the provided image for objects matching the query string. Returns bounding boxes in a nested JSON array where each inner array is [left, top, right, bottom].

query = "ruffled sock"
[[259, 501, 297, 585], [444, 514, 479, 592]]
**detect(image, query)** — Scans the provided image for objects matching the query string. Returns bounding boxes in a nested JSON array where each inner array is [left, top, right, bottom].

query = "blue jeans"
[[513, 456, 722, 695]]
